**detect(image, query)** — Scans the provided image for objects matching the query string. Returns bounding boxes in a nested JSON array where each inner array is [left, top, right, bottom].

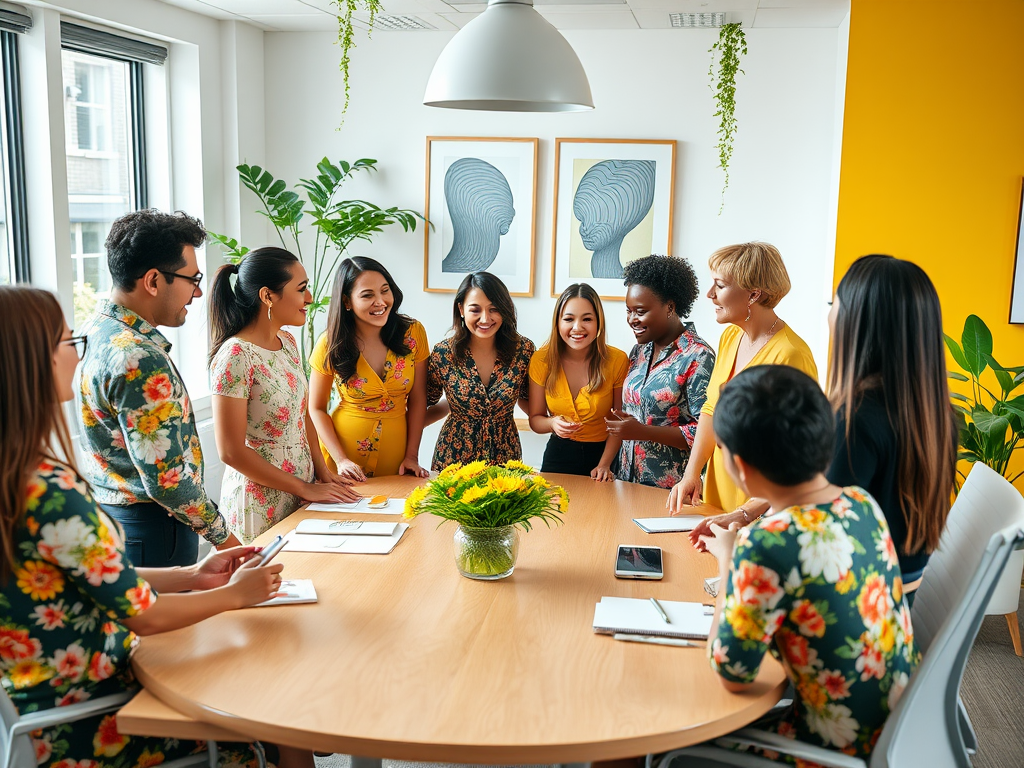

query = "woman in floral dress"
[[0, 285, 306, 768], [702, 366, 918, 762], [209, 248, 357, 544], [606, 255, 716, 489], [427, 272, 535, 470], [308, 257, 430, 480]]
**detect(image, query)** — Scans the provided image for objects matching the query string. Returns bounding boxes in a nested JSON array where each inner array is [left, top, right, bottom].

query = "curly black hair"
[[622, 254, 700, 317], [105, 209, 207, 291]]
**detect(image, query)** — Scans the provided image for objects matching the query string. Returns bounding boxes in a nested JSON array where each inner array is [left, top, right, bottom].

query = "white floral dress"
[[211, 332, 314, 543]]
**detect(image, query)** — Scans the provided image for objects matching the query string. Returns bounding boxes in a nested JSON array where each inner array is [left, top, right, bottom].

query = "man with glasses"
[[75, 209, 240, 568]]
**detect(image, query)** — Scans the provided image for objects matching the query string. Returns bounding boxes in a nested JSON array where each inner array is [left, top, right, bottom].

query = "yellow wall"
[[834, 0, 1024, 486]]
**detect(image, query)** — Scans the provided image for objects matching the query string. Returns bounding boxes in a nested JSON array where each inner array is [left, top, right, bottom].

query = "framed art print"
[[424, 136, 539, 297], [551, 138, 676, 300], [1011, 177, 1024, 324]]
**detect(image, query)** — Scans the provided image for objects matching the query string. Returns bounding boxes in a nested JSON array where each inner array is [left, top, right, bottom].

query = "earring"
[[745, 303, 752, 323], [267, 302, 273, 321]]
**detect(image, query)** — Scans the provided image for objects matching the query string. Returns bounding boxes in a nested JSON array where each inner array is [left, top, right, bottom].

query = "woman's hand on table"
[[334, 458, 368, 482], [399, 456, 430, 478], [590, 464, 615, 482], [550, 416, 583, 439], [301, 480, 361, 504], [689, 510, 747, 552], [226, 556, 285, 608], [189, 545, 259, 591], [604, 410, 645, 442], [667, 473, 702, 514]]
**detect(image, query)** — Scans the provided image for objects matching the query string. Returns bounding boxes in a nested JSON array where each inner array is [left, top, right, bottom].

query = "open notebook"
[[593, 596, 714, 640], [633, 516, 704, 533], [306, 498, 405, 515], [282, 524, 409, 554]]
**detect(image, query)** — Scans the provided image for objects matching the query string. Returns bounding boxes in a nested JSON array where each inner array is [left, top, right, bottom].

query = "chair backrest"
[[871, 462, 1024, 768], [1, 684, 38, 768]]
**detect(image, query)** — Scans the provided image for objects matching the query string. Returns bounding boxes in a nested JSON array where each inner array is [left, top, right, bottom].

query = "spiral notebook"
[[592, 596, 714, 640], [633, 516, 704, 533]]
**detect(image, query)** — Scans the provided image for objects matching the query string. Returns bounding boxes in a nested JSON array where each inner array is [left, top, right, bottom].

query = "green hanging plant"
[[334, 0, 383, 124], [709, 22, 747, 214]]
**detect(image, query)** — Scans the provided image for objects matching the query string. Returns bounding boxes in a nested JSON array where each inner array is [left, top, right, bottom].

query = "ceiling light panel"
[[372, 13, 437, 28], [669, 11, 724, 26]]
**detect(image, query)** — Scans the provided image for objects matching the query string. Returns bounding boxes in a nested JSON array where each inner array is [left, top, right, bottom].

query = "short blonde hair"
[[708, 242, 791, 309]]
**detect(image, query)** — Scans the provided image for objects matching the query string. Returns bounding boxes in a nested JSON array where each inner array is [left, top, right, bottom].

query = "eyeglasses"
[[158, 269, 204, 289], [63, 333, 88, 358]]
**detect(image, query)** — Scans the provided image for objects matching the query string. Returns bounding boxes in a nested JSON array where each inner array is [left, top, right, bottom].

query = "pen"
[[650, 597, 671, 624], [613, 633, 701, 648]]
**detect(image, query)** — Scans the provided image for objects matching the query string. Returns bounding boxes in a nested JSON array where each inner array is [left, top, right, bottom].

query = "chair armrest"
[[716, 728, 867, 768], [11, 691, 135, 738]]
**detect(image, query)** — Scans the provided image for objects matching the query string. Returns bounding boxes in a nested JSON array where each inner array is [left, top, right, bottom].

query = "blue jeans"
[[99, 502, 200, 568]]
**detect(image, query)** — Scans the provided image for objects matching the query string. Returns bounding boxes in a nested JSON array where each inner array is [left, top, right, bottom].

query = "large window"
[[61, 48, 137, 327], [0, 27, 28, 285]]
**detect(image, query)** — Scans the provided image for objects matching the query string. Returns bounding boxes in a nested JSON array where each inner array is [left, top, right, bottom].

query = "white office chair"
[[0, 687, 232, 768], [647, 462, 1024, 768]]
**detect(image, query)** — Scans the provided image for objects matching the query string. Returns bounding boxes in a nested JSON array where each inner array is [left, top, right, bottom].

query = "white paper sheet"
[[306, 497, 405, 515], [633, 516, 705, 533], [282, 524, 409, 554], [253, 579, 318, 607], [295, 519, 399, 536], [593, 596, 713, 639]]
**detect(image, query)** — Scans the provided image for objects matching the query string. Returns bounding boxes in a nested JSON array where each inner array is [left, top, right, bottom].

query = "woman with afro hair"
[[605, 254, 716, 488]]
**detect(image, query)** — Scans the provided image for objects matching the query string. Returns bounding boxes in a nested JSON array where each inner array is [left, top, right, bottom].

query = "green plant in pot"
[[208, 157, 426, 372], [403, 460, 569, 580], [944, 314, 1024, 484]]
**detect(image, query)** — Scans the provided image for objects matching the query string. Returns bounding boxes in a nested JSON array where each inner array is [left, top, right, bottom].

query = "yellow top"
[[309, 321, 429, 476], [701, 323, 818, 511], [528, 346, 629, 443]]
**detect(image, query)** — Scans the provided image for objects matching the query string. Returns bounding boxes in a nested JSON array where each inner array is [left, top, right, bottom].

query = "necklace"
[[745, 316, 780, 356]]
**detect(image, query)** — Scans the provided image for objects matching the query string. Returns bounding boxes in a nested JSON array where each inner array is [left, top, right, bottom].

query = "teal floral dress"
[[712, 487, 920, 762], [0, 461, 263, 768]]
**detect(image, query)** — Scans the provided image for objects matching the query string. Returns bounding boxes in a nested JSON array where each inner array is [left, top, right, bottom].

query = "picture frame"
[[1010, 177, 1024, 324], [424, 136, 539, 297], [551, 138, 676, 301]]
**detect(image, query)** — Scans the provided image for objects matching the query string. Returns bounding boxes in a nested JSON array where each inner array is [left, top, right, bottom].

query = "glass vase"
[[453, 524, 520, 580]]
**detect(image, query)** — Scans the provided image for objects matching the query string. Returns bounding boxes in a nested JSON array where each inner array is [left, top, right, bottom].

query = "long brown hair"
[[828, 254, 956, 555], [450, 272, 521, 364], [0, 286, 80, 579], [543, 284, 610, 393]]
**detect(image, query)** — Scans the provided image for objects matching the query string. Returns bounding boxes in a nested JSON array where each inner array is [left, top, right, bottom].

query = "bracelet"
[[738, 507, 751, 524]]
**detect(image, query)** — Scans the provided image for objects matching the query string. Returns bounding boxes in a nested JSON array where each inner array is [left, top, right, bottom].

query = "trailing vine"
[[334, 0, 383, 125], [709, 23, 747, 213]]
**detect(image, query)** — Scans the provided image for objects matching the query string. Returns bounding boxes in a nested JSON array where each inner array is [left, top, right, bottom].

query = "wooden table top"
[[131, 474, 786, 763]]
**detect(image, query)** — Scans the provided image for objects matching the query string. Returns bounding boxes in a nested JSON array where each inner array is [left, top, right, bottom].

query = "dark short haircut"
[[105, 209, 207, 291], [622, 254, 700, 317], [714, 365, 835, 486]]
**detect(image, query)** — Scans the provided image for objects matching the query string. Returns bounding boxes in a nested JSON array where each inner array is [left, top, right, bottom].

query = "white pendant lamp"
[[423, 0, 594, 112]]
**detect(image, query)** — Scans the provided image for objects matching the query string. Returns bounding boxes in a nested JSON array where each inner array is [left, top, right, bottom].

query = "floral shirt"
[[616, 324, 715, 488], [76, 300, 229, 544], [712, 488, 920, 760], [427, 336, 535, 471], [0, 460, 192, 766]]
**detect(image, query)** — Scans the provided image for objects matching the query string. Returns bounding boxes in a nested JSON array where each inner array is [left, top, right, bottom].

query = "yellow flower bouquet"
[[404, 460, 569, 580]]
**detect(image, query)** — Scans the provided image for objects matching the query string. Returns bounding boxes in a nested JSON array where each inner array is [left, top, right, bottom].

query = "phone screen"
[[616, 546, 663, 575]]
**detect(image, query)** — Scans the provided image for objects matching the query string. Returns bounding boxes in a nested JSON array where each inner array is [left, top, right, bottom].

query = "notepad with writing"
[[306, 498, 405, 515], [254, 579, 318, 607], [633, 516, 704, 533], [283, 524, 409, 554], [593, 596, 714, 639], [295, 519, 399, 536]]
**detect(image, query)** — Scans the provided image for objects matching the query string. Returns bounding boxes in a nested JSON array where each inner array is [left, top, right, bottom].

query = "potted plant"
[[404, 461, 569, 580], [945, 314, 1024, 622], [208, 158, 426, 372]]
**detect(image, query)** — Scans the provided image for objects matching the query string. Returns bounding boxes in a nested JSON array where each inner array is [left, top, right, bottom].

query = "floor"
[[313, 594, 1024, 768]]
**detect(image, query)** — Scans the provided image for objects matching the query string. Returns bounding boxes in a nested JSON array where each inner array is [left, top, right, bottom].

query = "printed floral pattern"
[[615, 324, 716, 488], [427, 336, 536, 471], [211, 332, 314, 543], [76, 301, 228, 544], [712, 488, 919, 762], [310, 321, 429, 477]]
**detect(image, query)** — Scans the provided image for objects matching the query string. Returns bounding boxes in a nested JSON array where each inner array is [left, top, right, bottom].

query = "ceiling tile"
[[536, 3, 629, 11], [155, 0, 242, 19], [752, 5, 848, 26], [757, 0, 848, 8], [438, 11, 481, 25], [536, 10, 639, 28], [626, 0, 755, 11], [202, 0, 328, 13], [246, 13, 337, 29]]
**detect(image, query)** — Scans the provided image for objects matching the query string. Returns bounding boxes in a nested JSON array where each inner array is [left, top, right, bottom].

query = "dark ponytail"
[[208, 247, 299, 363]]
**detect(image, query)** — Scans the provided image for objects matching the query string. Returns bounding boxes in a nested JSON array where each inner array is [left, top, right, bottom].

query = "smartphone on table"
[[614, 545, 664, 580]]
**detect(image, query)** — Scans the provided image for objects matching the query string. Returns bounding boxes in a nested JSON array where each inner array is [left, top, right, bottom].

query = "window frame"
[[0, 29, 29, 282]]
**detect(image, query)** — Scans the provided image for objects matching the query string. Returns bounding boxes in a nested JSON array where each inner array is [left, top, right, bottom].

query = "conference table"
[[129, 474, 787, 764]]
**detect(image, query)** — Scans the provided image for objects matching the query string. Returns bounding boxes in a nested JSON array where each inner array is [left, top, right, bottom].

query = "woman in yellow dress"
[[667, 242, 817, 522], [308, 257, 430, 479]]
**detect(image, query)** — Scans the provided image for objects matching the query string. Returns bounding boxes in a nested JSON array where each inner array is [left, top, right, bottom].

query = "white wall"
[[261, 27, 841, 368]]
